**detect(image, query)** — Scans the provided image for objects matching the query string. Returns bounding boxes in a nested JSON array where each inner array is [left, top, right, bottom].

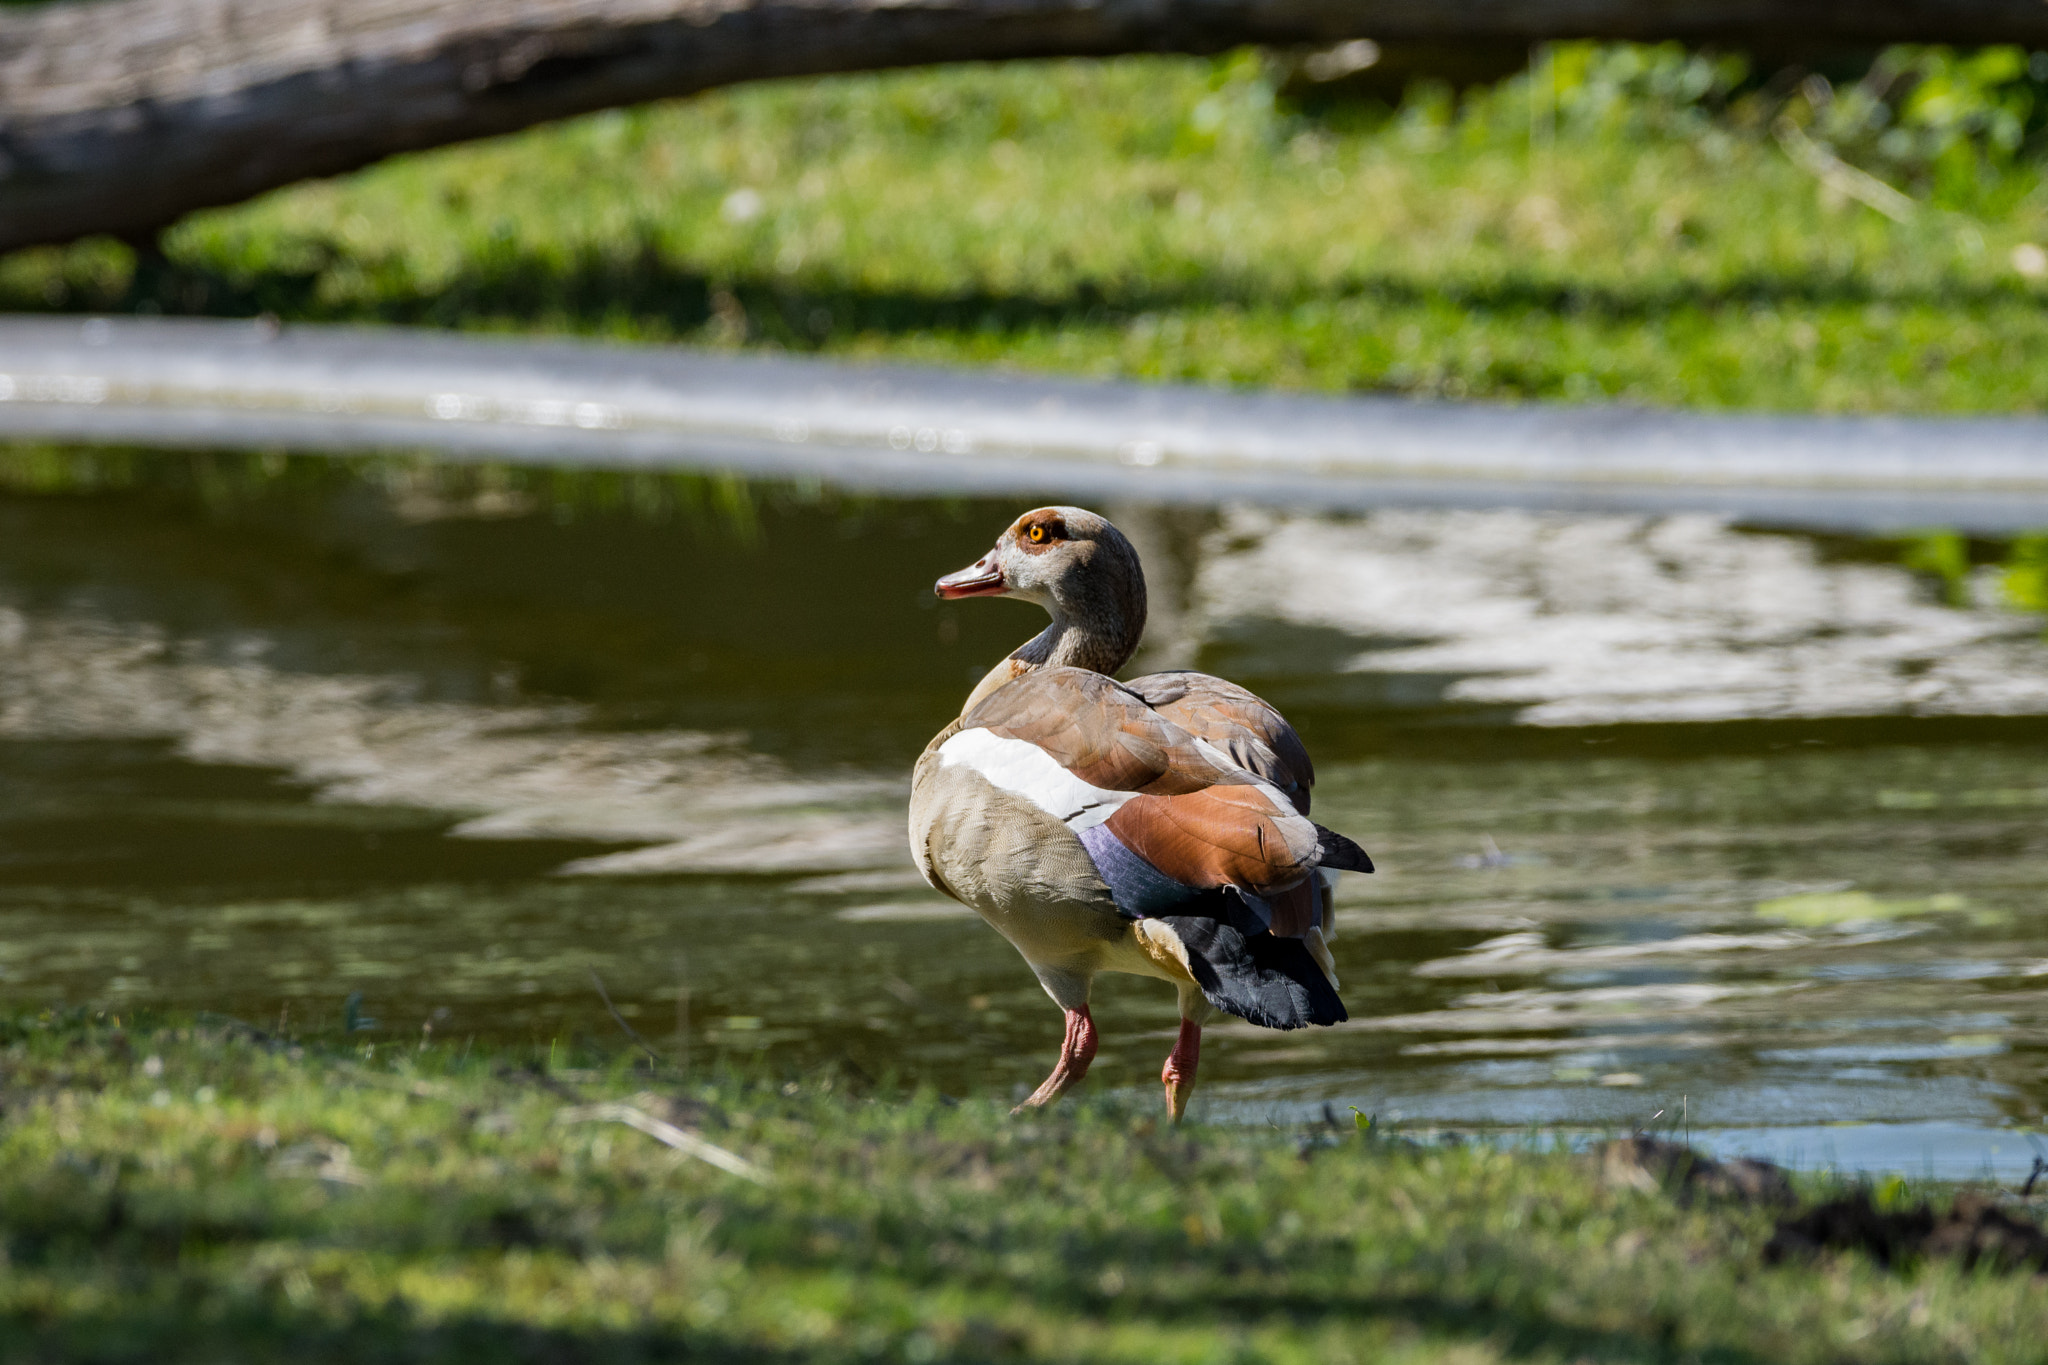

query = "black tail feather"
[[1158, 891, 1348, 1030], [1314, 824, 1374, 874]]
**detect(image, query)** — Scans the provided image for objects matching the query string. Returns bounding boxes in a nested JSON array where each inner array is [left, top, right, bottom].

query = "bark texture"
[[5, 0, 2047, 253]]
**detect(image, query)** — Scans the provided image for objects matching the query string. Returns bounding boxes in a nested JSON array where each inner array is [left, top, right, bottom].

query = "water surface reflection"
[[2, 454, 2045, 1172]]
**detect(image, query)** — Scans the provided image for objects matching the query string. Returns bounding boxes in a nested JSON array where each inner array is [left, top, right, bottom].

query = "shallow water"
[[2, 456, 2045, 1174]]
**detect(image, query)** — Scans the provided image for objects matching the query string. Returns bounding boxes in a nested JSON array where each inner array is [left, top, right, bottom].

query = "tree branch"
[[5, 0, 2047, 253]]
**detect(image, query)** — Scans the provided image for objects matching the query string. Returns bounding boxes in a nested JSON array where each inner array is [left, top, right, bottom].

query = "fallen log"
[[5, 0, 2048, 254]]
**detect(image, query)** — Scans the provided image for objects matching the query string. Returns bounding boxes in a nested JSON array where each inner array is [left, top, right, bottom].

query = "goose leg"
[[1162, 1018, 1201, 1122], [1013, 1005, 1097, 1114]]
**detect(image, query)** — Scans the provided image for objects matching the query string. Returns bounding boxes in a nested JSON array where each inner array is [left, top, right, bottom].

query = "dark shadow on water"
[[13, 234, 2044, 370], [1307, 708, 2048, 764]]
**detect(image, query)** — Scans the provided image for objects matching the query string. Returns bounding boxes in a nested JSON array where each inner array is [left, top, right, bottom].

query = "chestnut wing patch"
[[1104, 785, 1321, 903]]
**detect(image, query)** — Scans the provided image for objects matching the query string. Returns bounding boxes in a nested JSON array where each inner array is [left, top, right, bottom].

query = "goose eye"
[[1027, 525, 1046, 544]]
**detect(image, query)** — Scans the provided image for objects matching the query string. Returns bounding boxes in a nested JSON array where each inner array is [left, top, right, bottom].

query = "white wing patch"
[[938, 728, 1135, 831], [1191, 737, 1293, 806]]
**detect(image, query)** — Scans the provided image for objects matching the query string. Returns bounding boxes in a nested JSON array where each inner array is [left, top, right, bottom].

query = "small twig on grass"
[[1772, 117, 1916, 224], [589, 969, 666, 1068], [557, 1103, 770, 1185], [2022, 1155, 2046, 1199]]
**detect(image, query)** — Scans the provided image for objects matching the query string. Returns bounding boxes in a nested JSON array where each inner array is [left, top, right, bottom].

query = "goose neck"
[[1013, 615, 1135, 675]]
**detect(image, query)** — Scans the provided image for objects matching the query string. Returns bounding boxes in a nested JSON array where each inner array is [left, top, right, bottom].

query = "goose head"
[[936, 506, 1149, 682]]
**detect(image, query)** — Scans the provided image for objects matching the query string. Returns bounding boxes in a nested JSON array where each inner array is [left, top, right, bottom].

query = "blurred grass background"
[[5, 43, 2048, 411]]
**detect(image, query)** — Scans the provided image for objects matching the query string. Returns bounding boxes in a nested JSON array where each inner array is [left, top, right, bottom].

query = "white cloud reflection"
[[0, 608, 906, 875], [1197, 508, 2048, 724]]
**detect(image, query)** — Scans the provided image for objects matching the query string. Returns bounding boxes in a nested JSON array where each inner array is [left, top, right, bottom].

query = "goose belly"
[[908, 744, 1124, 967]]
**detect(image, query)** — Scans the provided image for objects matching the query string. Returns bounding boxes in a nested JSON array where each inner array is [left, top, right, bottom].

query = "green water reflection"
[[1, 450, 2045, 1156]]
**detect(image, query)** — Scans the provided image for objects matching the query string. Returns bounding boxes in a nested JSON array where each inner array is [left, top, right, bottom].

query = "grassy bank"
[[1, 1010, 2044, 1364], [6, 47, 2048, 414]]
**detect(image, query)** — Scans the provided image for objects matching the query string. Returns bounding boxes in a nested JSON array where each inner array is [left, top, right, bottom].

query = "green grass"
[[7, 47, 2048, 413], [1, 1009, 2045, 1364]]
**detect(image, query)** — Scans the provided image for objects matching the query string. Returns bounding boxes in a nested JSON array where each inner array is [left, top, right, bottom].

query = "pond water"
[[3, 453, 2046, 1176]]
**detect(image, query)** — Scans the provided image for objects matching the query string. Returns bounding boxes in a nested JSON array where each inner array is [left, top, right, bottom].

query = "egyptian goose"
[[908, 507, 1372, 1120]]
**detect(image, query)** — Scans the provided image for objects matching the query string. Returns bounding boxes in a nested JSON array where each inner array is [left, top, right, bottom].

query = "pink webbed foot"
[[1162, 1018, 1201, 1122], [1013, 1005, 1097, 1114]]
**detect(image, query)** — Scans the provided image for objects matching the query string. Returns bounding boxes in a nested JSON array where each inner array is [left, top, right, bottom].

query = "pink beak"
[[935, 552, 1006, 599]]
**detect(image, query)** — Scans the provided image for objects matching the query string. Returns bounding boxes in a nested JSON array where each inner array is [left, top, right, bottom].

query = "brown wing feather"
[[1125, 672, 1315, 814], [1265, 879, 1320, 939], [963, 666, 1230, 794]]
